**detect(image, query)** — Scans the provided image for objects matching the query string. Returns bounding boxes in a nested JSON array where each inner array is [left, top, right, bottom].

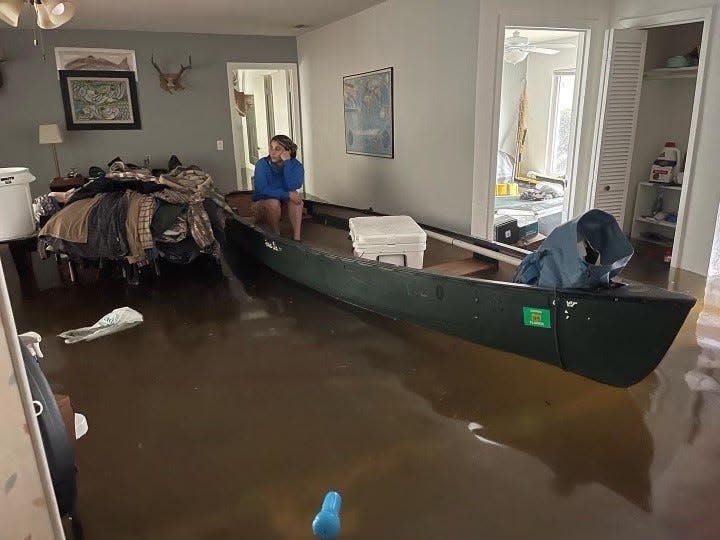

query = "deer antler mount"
[[151, 54, 192, 93]]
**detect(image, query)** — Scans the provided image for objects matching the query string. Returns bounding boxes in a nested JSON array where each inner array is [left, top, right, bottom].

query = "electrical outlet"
[[216, 140, 224, 151]]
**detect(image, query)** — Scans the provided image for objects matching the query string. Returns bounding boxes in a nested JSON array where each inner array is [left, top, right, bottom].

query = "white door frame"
[[0, 262, 65, 539], [615, 6, 715, 269], [473, 14, 596, 240], [225, 62, 302, 191]]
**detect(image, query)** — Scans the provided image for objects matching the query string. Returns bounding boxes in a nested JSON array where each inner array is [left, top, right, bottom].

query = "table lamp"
[[39, 124, 64, 179]]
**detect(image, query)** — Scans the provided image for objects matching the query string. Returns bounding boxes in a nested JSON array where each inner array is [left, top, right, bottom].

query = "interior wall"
[[0, 29, 297, 196], [297, 0, 481, 234], [498, 60, 527, 158], [612, 0, 720, 276], [472, 0, 611, 239], [626, 24, 703, 235], [521, 40, 578, 176]]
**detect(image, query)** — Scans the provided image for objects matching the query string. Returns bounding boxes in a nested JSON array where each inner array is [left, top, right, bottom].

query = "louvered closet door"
[[589, 29, 647, 228]]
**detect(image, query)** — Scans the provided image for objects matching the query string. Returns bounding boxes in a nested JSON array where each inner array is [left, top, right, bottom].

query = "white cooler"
[[0, 167, 36, 242], [349, 215, 426, 269]]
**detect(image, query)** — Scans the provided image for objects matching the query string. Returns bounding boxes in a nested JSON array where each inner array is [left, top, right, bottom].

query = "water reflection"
[[650, 277, 720, 539], [351, 313, 654, 511]]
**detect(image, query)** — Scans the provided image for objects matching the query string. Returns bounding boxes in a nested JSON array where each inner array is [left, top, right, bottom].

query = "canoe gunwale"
[[228, 212, 694, 306]]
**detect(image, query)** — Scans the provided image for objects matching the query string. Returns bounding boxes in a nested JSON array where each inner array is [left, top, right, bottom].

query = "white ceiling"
[[15, 0, 387, 36], [505, 29, 580, 45]]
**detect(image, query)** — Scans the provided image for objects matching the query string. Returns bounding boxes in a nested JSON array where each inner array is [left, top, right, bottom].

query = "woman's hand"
[[289, 191, 303, 205], [280, 149, 292, 161]]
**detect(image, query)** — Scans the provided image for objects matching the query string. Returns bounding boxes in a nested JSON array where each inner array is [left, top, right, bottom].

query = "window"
[[546, 70, 576, 178]]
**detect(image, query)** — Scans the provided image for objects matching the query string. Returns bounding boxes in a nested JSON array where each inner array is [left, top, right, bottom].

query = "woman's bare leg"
[[284, 194, 303, 241], [256, 199, 282, 234]]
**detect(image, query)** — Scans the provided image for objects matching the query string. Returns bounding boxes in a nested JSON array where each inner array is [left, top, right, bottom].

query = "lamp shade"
[[0, 0, 24, 27], [39, 124, 63, 144]]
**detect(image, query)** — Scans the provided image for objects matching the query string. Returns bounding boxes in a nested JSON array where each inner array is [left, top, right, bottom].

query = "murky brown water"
[[2, 246, 718, 540]]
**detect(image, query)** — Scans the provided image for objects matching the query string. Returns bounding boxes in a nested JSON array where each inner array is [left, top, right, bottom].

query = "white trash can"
[[0, 167, 37, 242], [349, 215, 427, 269]]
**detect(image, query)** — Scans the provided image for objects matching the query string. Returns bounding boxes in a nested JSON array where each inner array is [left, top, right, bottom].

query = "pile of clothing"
[[520, 182, 564, 201], [36, 157, 233, 278]]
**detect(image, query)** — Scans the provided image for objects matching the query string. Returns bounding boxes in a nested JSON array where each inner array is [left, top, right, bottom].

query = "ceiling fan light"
[[0, 0, 24, 27], [35, 3, 61, 29], [48, 0, 75, 26], [504, 50, 529, 65]]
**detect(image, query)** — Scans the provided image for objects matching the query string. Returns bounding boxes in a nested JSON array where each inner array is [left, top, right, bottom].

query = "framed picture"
[[59, 70, 141, 130], [55, 47, 137, 78], [343, 67, 393, 158]]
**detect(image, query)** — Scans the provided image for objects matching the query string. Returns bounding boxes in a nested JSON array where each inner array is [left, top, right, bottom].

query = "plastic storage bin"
[[0, 167, 36, 241], [349, 215, 426, 269]]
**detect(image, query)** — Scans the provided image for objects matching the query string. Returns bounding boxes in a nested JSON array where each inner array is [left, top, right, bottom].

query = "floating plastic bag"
[[58, 307, 143, 344]]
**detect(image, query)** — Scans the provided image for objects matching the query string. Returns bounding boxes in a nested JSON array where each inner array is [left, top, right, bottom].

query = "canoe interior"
[[225, 191, 516, 281]]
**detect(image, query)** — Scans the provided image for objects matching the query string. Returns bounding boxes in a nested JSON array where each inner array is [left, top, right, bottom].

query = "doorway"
[[226, 63, 301, 191], [492, 27, 587, 248], [589, 8, 711, 276]]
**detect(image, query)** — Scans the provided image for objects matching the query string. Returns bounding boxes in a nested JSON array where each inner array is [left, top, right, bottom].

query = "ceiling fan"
[[504, 31, 575, 65], [0, 0, 77, 29]]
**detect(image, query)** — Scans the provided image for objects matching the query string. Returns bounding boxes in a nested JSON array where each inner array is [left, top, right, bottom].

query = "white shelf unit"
[[631, 181, 681, 247], [644, 66, 698, 80]]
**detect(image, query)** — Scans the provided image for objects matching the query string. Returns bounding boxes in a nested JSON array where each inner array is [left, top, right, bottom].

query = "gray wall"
[[0, 29, 297, 196]]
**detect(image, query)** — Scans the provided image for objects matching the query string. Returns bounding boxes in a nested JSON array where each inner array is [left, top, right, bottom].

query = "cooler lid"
[[0, 167, 36, 186], [349, 215, 426, 246]]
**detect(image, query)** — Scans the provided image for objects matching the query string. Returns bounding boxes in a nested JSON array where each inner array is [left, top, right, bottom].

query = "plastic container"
[[74, 413, 88, 439], [649, 142, 682, 184], [496, 183, 519, 196], [667, 56, 691, 68], [349, 215, 426, 269], [0, 167, 36, 241]]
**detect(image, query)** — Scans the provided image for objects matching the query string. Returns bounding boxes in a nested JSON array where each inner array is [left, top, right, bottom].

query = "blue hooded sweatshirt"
[[252, 157, 304, 201]]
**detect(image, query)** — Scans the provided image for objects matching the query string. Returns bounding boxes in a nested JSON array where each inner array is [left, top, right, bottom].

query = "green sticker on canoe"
[[523, 307, 551, 329]]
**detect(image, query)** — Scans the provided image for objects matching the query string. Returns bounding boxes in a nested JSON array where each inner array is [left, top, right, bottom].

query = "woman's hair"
[[271, 134, 297, 159]]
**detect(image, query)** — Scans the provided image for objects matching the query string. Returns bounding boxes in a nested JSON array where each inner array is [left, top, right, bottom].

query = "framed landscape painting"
[[343, 67, 393, 158], [59, 70, 141, 130]]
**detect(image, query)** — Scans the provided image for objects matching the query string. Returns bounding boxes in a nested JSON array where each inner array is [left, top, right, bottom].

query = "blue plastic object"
[[312, 491, 342, 539]]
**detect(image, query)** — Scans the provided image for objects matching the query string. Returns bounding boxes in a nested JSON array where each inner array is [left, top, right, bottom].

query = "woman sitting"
[[251, 135, 304, 241]]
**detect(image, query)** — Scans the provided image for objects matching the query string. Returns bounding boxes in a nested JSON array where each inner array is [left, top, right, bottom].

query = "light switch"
[[216, 140, 224, 151]]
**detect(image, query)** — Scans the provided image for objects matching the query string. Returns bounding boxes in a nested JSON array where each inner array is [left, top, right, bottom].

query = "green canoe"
[[223, 195, 695, 387]]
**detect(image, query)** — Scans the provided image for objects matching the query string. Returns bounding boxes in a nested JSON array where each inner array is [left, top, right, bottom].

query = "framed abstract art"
[[59, 70, 141, 130]]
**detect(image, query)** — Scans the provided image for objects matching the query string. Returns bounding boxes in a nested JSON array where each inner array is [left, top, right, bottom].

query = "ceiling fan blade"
[[505, 45, 531, 52], [538, 42, 576, 49], [526, 46, 560, 55]]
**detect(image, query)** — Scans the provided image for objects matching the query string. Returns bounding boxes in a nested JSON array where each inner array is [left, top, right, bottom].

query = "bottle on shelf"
[[649, 141, 682, 184]]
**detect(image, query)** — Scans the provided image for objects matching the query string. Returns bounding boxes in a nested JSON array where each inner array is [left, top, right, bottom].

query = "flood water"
[[2, 245, 718, 540]]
